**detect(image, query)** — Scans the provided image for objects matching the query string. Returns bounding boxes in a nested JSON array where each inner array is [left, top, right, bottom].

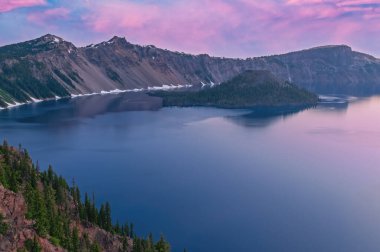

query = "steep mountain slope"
[[154, 70, 318, 108], [267, 45, 380, 94], [0, 34, 379, 107]]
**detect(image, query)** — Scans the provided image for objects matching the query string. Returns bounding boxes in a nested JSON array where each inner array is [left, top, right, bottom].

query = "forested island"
[[0, 141, 171, 252], [153, 70, 319, 109]]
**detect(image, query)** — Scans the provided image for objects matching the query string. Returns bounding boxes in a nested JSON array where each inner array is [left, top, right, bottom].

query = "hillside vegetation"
[[0, 141, 170, 252]]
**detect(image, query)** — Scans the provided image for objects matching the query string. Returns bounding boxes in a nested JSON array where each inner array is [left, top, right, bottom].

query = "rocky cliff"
[[0, 184, 131, 252], [0, 34, 379, 107]]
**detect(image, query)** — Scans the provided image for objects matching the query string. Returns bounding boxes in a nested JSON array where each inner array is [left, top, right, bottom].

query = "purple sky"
[[0, 0, 379, 58]]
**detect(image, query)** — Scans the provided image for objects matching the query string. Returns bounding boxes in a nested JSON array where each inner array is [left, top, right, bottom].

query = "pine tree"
[[122, 236, 129, 252], [123, 222, 130, 237], [47, 165, 54, 184], [114, 220, 121, 234], [25, 236, 42, 252], [98, 204, 105, 228], [155, 234, 170, 252], [44, 184, 57, 236], [34, 189, 49, 236], [133, 237, 143, 252], [62, 219, 72, 249], [71, 227, 80, 252], [84, 192, 90, 221], [91, 193, 98, 224], [0, 213, 8, 235], [145, 233, 155, 252], [90, 242, 101, 252], [105, 202, 112, 231]]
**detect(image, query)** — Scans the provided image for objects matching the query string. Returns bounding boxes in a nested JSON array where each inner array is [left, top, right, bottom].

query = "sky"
[[0, 0, 379, 58]]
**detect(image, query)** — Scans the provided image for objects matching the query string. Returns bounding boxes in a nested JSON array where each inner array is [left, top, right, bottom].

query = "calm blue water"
[[1, 94, 380, 252]]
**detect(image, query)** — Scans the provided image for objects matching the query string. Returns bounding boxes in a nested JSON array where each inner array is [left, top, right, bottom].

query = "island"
[[152, 70, 319, 109]]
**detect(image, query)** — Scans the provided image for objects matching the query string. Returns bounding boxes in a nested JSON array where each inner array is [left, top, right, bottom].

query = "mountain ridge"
[[0, 34, 380, 108]]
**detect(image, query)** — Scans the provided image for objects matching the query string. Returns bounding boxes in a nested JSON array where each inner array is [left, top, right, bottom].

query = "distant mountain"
[[154, 70, 318, 108], [0, 34, 379, 107]]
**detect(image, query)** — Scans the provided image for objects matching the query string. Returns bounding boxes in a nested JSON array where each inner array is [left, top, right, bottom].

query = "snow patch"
[[30, 97, 43, 103], [71, 84, 193, 98], [5, 101, 24, 108], [100, 89, 125, 94], [200, 81, 217, 88], [1, 84, 194, 109], [1, 94, 66, 109]]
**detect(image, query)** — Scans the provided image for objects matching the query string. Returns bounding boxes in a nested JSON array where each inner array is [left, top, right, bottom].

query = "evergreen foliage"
[[0, 213, 8, 235], [0, 140, 171, 252], [24, 236, 42, 252]]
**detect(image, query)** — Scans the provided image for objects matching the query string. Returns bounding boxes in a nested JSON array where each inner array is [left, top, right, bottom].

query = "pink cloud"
[[0, 0, 46, 13], [286, 0, 331, 4], [337, 0, 380, 6], [10, 0, 378, 57], [27, 7, 70, 26], [82, 0, 249, 53], [82, 0, 380, 57]]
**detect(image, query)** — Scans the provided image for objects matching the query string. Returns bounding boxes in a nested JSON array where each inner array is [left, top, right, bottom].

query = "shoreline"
[[0, 84, 193, 110]]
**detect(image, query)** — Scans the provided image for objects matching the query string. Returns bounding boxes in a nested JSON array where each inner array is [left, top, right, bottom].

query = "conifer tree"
[[0, 213, 8, 235], [71, 227, 80, 252], [155, 234, 170, 252], [105, 202, 112, 231], [34, 189, 49, 236]]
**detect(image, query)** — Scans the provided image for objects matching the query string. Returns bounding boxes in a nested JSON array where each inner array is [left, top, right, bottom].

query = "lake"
[[1, 93, 380, 252]]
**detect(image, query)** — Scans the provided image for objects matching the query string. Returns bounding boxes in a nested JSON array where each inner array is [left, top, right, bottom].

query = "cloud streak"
[[0, 0, 379, 57], [79, 0, 380, 57], [0, 0, 46, 12], [27, 7, 70, 26]]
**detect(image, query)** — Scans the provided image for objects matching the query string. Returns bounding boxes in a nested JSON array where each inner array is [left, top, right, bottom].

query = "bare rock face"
[[78, 222, 132, 252], [0, 34, 380, 107], [0, 185, 62, 252], [0, 185, 128, 252]]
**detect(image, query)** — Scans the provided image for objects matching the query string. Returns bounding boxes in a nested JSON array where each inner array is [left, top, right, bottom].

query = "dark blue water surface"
[[1, 93, 380, 252]]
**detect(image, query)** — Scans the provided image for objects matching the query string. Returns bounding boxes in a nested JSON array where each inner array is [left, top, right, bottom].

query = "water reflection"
[[12, 93, 162, 126], [1, 93, 363, 130], [226, 105, 314, 128]]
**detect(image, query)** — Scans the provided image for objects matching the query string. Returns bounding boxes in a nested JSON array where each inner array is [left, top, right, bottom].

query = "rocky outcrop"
[[78, 222, 131, 252], [0, 34, 380, 107], [0, 185, 130, 251], [0, 185, 63, 252]]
